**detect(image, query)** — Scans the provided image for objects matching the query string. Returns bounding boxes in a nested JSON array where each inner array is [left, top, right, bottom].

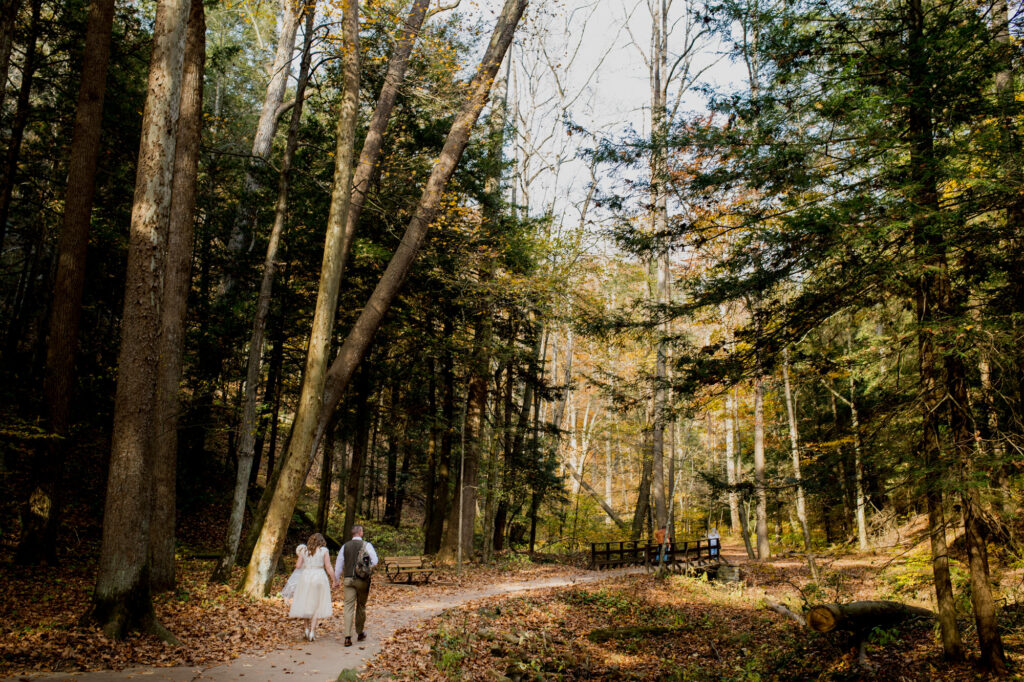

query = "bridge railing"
[[590, 537, 720, 570]]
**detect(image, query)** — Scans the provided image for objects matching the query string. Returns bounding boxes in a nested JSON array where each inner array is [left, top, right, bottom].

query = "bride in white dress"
[[282, 533, 338, 641]]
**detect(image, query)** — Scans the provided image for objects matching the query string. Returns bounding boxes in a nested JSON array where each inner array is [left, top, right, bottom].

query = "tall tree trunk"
[[846, 328, 869, 551], [241, 0, 361, 597], [217, 0, 301, 299], [383, 383, 401, 526], [213, 6, 316, 584], [782, 348, 817, 582], [439, 335, 489, 562], [16, 0, 117, 565], [87, 0, 191, 640], [0, 0, 41, 255], [732, 386, 755, 559], [149, 0, 206, 593], [632, 435, 653, 540], [724, 390, 740, 533], [426, 321, 455, 553], [316, 421, 335, 533], [907, 0, 963, 658], [342, 375, 374, 539], [0, 0, 21, 118], [753, 377, 770, 559], [648, 0, 670, 533]]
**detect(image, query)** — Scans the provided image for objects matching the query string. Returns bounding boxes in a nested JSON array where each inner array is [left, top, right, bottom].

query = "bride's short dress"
[[284, 545, 333, 619]]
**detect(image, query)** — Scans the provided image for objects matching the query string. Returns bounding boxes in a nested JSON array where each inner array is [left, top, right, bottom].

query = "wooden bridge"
[[589, 538, 722, 572]]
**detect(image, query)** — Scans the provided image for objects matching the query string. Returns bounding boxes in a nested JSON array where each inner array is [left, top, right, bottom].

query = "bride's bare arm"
[[323, 552, 338, 588]]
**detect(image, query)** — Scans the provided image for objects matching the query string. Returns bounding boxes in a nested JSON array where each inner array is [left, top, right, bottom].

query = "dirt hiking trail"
[[10, 567, 644, 682]]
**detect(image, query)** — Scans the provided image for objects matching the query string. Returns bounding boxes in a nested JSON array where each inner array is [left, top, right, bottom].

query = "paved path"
[[10, 569, 641, 682]]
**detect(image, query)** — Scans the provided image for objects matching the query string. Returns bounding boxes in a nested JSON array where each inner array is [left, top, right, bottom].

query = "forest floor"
[[5, 522, 1024, 680], [0, 554, 620, 680], [364, 542, 1024, 681]]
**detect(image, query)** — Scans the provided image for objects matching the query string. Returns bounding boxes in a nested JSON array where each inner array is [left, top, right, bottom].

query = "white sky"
[[490, 0, 750, 242]]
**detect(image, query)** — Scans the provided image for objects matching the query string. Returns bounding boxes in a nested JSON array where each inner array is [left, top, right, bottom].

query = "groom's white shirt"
[[334, 535, 379, 580]]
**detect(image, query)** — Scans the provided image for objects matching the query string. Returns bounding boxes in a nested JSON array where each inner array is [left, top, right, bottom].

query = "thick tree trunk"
[[241, 0, 361, 597], [87, 0, 191, 640], [632, 437, 653, 541], [16, 0, 117, 566], [149, 0, 206, 593], [648, 0, 670, 531], [342, 377, 374, 539], [753, 377, 770, 560], [806, 601, 935, 633], [0, 0, 41, 255], [212, 6, 315, 585]]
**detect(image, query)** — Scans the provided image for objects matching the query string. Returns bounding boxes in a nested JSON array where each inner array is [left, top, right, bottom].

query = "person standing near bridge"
[[655, 525, 669, 563], [707, 527, 720, 558]]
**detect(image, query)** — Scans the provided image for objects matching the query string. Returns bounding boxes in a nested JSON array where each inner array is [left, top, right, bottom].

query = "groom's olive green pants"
[[343, 576, 370, 637]]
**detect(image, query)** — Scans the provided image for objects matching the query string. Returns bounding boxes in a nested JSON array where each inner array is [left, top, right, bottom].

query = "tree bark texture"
[[213, 5, 315, 585], [89, 0, 191, 639], [807, 601, 935, 634], [150, 0, 206, 593], [17, 0, 117, 565], [632, 436, 653, 541]]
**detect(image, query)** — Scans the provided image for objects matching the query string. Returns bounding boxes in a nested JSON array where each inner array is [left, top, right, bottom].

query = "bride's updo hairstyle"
[[306, 532, 326, 556]]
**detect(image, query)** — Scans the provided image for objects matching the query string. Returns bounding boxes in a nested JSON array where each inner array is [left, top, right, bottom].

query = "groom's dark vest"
[[341, 538, 366, 579]]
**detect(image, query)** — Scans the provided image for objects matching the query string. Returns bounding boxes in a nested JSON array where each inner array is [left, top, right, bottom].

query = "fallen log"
[[766, 600, 935, 670], [806, 601, 935, 633]]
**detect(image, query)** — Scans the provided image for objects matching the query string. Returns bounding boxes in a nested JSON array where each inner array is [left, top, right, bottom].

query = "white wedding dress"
[[284, 545, 333, 619]]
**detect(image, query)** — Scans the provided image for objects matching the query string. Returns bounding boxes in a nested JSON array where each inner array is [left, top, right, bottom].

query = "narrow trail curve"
[[12, 567, 643, 682]]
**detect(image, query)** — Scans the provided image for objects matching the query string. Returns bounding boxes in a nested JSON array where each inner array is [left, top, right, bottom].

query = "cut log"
[[806, 601, 935, 633]]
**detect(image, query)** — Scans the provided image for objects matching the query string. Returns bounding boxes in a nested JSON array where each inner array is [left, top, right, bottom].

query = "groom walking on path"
[[334, 524, 379, 647]]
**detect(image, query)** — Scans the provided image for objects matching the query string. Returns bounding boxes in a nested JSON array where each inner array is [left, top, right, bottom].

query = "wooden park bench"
[[382, 555, 436, 584]]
